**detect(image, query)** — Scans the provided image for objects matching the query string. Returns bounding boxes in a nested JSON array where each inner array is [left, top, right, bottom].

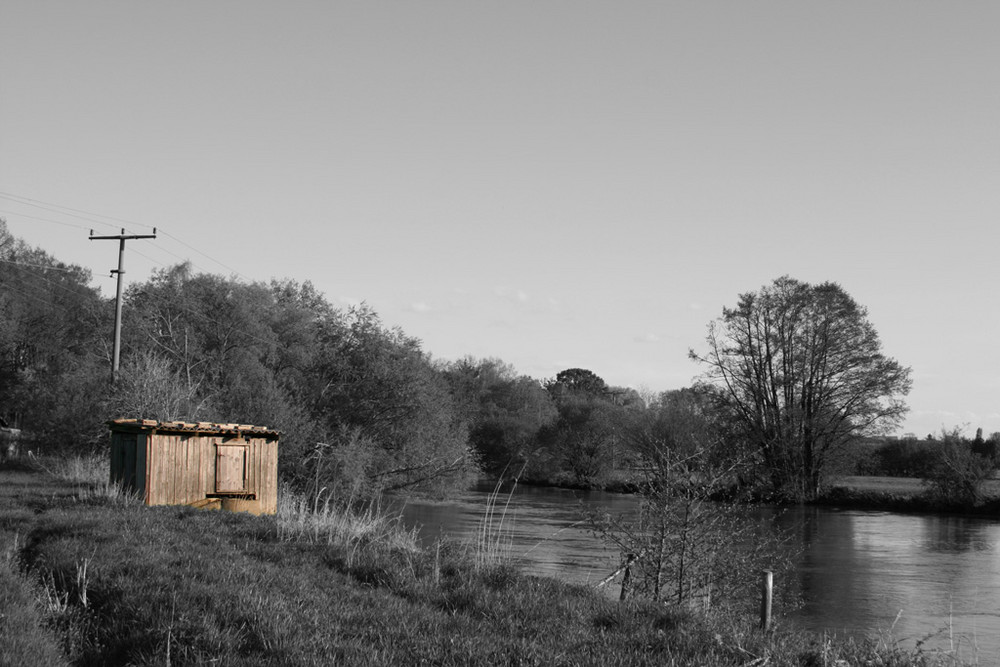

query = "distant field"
[[832, 475, 1000, 497]]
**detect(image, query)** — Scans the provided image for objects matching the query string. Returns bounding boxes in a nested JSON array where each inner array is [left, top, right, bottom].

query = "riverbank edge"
[[809, 485, 1000, 516], [512, 474, 1000, 517]]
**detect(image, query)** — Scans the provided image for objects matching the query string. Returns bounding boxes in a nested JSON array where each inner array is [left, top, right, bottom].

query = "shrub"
[[922, 439, 993, 509]]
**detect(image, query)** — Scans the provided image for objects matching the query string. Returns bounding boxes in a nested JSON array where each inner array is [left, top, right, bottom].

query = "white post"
[[760, 570, 773, 631]]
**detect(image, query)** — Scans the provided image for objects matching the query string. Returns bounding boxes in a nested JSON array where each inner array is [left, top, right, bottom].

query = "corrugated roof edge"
[[108, 418, 280, 438]]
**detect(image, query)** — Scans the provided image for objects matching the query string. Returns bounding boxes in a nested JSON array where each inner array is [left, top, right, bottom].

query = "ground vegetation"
[[0, 461, 974, 667]]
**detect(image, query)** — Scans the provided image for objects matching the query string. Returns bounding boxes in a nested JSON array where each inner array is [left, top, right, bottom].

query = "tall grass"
[[27, 451, 134, 503], [473, 477, 517, 571], [276, 488, 419, 556], [0, 557, 70, 666]]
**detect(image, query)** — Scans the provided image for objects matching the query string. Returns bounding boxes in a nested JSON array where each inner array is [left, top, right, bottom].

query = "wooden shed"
[[108, 419, 279, 515]]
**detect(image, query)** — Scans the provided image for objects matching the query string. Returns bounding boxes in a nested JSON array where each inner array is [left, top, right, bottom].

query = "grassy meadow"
[[0, 458, 976, 666], [817, 475, 1000, 515], [832, 475, 1000, 496]]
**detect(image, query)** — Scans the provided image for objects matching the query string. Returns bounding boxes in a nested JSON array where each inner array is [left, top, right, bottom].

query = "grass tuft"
[[27, 451, 136, 504], [473, 476, 518, 572], [277, 490, 418, 547]]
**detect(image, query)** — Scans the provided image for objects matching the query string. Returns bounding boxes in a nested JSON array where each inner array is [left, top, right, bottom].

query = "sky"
[[1, 1, 997, 439]]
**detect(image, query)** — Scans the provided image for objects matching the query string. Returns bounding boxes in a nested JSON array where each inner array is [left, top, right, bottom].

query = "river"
[[400, 483, 1000, 659]]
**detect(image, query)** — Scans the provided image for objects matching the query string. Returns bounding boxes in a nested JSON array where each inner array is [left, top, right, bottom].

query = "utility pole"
[[89, 228, 157, 382]]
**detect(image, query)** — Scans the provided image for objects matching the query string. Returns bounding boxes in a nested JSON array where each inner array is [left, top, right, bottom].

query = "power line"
[[0, 209, 87, 229], [131, 238, 217, 277], [0, 262, 97, 310], [0, 281, 62, 312], [157, 229, 250, 281], [0, 257, 81, 273], [127, 245, 169, 270], [2, 191, 251, 280], [2, 211, 229, 279], [0, 192, 153, 232], [1, 261, 96, 300], [0, 194, 126, 232], [2, 254, 278, 350]]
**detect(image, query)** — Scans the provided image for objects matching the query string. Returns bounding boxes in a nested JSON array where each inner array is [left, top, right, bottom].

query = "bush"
[[922, 439, 993, 509]]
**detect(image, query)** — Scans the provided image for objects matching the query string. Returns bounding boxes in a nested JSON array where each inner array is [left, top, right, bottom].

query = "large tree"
[[306, 305, 477, 495], [440, 357, 556, 474], [539, 368, 621, 485], [121, 266, 477, 497], [545, 367, 609, 399], [690, 276, 911, 499], [0, 220, 109, 447]]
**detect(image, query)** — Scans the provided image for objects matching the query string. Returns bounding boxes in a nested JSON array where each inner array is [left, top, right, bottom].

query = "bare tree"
[[690, 276, 911, 500], [106, 350, 206, 422], [594, 390, 791, 613]]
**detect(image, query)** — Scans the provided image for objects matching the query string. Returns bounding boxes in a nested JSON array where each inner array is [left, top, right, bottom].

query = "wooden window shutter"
[[216, 444, 247, 493]]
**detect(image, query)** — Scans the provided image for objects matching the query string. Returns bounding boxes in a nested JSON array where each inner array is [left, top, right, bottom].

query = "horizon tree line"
[[6, 219, 986, 502]]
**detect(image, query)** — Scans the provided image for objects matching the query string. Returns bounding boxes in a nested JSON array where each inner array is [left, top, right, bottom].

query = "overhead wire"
[[0, 190, 253, 282], [1, 261, 97, 300], [0, 257, 81, 273], [131, 238, 219, 278], [0, 209, 88, 230], [156, 229, 250, 281], [0, 280, 62, 311], [0, 193, 304, 365], [0, 192, 151, 232], [0, 194, 125, 233], [127, 245, 169, 271], [2, 250, 280, 351], [0, 265, 88, 310]]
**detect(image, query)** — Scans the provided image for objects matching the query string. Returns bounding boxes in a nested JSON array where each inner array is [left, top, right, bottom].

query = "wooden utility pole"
[[89, 228, 157, 382]]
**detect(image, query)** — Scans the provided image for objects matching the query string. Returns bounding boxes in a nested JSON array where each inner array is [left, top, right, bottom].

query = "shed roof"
[[108, 418, 280, 439]]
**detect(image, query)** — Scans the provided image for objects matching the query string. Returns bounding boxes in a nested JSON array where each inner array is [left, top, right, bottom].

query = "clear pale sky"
[[1, 2, 997, 438]]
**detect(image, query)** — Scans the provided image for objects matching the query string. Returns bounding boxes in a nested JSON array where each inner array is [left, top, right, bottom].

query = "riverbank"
[[0, 462, 973, 666], [816, 476, 1000, 515], [519, 472, 1000, 516]]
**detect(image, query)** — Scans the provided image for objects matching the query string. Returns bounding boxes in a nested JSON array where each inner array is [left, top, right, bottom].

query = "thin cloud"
[[493, 285, 532, 304]]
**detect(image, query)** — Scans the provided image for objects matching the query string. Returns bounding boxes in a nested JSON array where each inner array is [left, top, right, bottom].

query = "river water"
[[400, 484, 1000, 659]]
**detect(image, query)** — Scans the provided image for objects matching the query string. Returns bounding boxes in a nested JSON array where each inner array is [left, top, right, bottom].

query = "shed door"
[[216, 444, 247, 493]]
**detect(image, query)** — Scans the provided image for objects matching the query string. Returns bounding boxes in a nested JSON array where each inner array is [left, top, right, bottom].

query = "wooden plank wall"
[[110, 428, 278, 515], [143, 433, 278, 514], [252, 437, 278, 514], [147, 433, 208, 507], [110, 432, 146, 498], [136, 433, 148, 501]]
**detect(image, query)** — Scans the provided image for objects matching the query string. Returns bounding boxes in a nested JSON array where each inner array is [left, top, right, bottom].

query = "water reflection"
[[925, 516, 993, 553], [788, 510, 1000, 657], [400, 486, 1000, 658]]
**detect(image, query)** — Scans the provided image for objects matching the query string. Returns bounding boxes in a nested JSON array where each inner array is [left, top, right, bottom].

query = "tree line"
[[10, 220, 987, 504], [0, 222, 640, 496]]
